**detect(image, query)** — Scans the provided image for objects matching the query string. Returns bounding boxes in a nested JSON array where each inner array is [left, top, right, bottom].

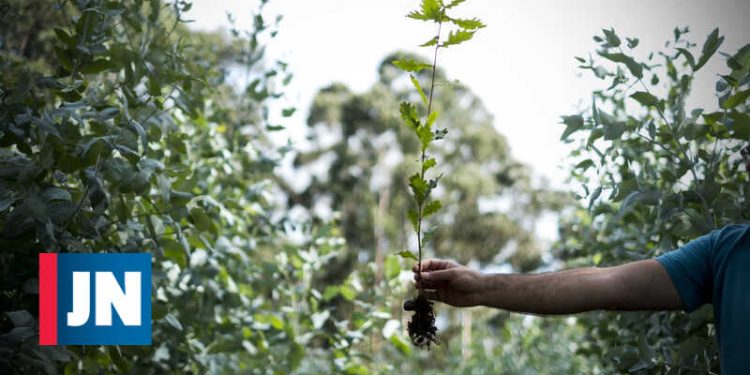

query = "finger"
[[418, 278, 449, 290], [420, 269, 455, 282], [412, 258, 451, 273]]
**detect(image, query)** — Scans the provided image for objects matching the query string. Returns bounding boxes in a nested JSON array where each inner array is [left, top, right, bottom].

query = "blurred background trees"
[[292, 51, 569, 274]]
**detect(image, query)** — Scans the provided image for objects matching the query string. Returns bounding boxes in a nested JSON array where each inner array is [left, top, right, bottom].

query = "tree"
[[557, 27, 749, 373]]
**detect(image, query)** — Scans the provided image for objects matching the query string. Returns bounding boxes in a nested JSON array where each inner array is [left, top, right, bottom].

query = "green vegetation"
[[558, 27, 749, 373]]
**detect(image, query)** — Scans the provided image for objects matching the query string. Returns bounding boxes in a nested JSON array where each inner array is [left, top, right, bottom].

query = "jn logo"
[[39, 253, 152, 345]]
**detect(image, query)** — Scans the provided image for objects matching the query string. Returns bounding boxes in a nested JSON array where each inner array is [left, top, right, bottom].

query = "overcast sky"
[[187, 0, 749, 192]]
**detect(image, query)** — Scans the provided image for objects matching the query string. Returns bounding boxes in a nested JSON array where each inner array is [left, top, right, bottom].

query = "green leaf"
[[422, 157, 437, 172], [630, 91, 659, 107], [400, 102, 420, 130], [426, 111, 439, 127], [53, 28, 74, 46], [5, 310, 33, 327], [164, 314, 183, 331], [98, 107, 120, 121], [602, 28, 621, 47], [54, 47, 72, 71], [603, 121, 627, 140], [255, 314, 285, 330], [592, 253, 603, 265], [560, 115, 584, 141], [390, 334, 412, 355], [727, 43, 750, 75], [339, 285, 356, 301], [394, 251, 418, 261], [282, 107, 296, 117], [80, 60, 112, 74], [575, 159, 595, 171], [442, 29, 475, 48], [417, 124, 433, 152], [160, 238, 187, 268], [385, 255, 401, 280], [676, 48, 696, 70], [392, 59, 432, 73], [422, 200, 442, 218], [409, 173, 429, 203], [728, 112, 750, 139], [40, 187, 72, 203], [190, 207, 214, 234], [322, 286, 339, 300], [407, 0, 442, 21], [207, 338, 239, 354], [147, 76, 161, 96], [444, 0, 467, 9], [598, 109, 627, 140], [598, 52, 643, 79], [617, 190, 661, 220], [420, 36, 439, 47], [410, 75, 428, 107], [721, 89, 750, 109], [419, 0, 442, 20], [449, 17, 485, 30], [694, 28, 724, 71], [407, 11, 428, 20]]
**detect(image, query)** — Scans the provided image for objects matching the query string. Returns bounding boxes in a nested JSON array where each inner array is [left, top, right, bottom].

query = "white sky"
[[187, 0, 749, 192]]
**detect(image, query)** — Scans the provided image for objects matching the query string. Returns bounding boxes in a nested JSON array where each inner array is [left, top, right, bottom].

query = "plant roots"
[[404, 293, 438, 349]]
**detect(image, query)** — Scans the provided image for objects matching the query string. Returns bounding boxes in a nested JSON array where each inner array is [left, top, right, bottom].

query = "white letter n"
[[95, 272, 141, 326]]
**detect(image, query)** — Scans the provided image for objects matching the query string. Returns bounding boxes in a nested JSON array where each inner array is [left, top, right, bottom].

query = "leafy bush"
[[558, 27, 749, 373], [0, 1, 386, 373]]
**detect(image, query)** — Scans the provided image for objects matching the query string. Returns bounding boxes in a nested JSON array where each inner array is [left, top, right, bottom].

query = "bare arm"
[[414, 259, 683, 314]]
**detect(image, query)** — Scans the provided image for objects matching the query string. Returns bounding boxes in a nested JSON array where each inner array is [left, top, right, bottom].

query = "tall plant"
[[393, 0, 484, 348]]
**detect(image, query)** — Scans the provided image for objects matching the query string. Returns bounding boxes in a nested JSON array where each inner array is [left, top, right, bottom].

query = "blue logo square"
[[55, 253, 152, 345]]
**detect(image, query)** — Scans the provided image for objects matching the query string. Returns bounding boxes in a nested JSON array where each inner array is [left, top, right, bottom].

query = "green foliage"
[[392, 58, 432, 73], [441, 29, 476, 48], [559, 27, 750, 373], [0, 1, 389, 374]]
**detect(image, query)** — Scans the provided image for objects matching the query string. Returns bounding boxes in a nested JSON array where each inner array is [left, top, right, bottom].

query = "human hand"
[[412, 259, 486, 307]]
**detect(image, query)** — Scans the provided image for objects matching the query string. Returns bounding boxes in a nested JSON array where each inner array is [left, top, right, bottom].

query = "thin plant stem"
[[417, 21, 442, 289]]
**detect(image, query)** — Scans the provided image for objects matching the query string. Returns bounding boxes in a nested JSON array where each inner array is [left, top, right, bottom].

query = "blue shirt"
[[656, 224, 750, 374]]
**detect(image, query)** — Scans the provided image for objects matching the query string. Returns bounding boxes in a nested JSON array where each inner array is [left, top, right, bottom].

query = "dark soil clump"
[[403, 293, 439, 349]]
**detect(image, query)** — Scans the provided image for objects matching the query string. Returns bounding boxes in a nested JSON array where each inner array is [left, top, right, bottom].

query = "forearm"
[[477, 268, 612, 314], [477, 260, 681, 314]]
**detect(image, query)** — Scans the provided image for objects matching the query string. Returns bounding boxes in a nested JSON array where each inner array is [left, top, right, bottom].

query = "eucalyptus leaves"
[[393, 0, 484, 348]]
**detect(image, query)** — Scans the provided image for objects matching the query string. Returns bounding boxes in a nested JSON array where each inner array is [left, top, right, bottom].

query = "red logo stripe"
[[39, 253, 57, 345]]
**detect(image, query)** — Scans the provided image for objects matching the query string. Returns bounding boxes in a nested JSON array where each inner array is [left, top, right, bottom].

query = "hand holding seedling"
[[411, 259, 484, 307]]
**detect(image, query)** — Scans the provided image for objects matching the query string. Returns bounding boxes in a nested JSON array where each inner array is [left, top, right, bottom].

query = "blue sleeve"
[[655, 232, 716, 312]]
